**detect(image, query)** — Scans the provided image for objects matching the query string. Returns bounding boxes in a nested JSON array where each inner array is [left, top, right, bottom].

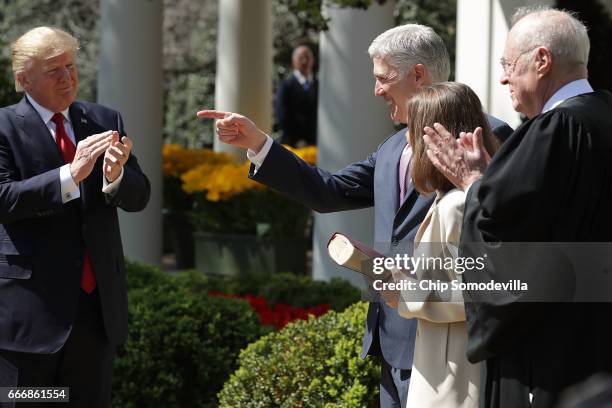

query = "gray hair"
[[368, 24, 450, 83], [12, 26, 79, 92], [511, 6, 590, 71]]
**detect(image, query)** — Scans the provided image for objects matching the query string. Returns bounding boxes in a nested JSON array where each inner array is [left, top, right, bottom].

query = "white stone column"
[[214, 0, 273, 158], [455, 0, 553, 129], [98, 0, 163, 265], [313, 1, 395, 287]]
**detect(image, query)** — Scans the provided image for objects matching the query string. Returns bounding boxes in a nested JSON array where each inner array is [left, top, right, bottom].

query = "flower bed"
[[208, 291, 330, 329]]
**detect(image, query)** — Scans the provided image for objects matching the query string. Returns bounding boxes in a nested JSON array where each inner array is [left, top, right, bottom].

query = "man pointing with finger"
[[0, 27, 150, 407], [199, 24, 513, 408]]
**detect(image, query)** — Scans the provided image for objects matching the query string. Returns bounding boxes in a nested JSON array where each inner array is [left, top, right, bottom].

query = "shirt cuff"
[[246, 135, 274, 172], [103, 167, 124, 196], [60, 164, 80, 203]]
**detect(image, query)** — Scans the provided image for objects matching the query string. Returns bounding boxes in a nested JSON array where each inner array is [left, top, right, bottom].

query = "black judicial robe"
[[459, 91, 612, 408]]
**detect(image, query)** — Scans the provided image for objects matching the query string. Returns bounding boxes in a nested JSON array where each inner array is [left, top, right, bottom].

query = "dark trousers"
[[0, 290, 115, 408], [380, 358, 411, 408]]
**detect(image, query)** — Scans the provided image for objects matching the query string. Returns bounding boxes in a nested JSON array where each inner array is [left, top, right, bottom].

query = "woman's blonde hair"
[[407, 82, 500, 195], [12, 26, 79, 92]]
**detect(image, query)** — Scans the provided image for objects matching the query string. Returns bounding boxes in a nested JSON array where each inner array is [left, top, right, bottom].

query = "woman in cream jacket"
[[396, 82, 500, 408]]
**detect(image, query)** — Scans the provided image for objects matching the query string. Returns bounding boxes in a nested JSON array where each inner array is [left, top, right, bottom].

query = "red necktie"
[[51, 113, 96, 294]]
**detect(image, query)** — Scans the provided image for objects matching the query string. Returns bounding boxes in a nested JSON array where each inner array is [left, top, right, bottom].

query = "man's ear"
[[413, 64, 428, 85], [536, 47, 553, 76], [16, 72, 28, 91]]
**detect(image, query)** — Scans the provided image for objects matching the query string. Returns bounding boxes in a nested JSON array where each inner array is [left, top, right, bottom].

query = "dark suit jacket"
[[250, 116, 512, 370], [274, 74, 318, 146], [0, 97, 150, 354], [460, 91, 612, 408]]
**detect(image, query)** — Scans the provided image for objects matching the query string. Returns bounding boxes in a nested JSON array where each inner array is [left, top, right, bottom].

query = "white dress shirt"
[[541, 79, 593, 113], [246, 136, 274, 172], [26, 94, 123, 203], [293, 69, 313, 86]]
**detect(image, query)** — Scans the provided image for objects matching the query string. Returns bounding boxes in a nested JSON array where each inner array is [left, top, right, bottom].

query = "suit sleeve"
[[486, 114, 514, 143], [249, 140, 376, 213], [0, 128, 64, 224], [104, 112, 150, 212]]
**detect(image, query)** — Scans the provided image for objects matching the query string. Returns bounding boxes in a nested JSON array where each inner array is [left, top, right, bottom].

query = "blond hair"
[[12, 26, 79, 92]]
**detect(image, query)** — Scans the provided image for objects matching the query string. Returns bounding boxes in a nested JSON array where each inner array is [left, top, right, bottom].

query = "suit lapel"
[[15, 97, 65, 168], [393, 136, 436, 232], [389, 134, 406, 214], [69, 102, 93, 205], [69, 102, 90, 144]]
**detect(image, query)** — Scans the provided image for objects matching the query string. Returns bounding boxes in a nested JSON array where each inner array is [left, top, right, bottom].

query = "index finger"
[[432, 123, 456, 142], [197, 110, 231, 120], [472, 127, 484, 149], [85, 130, 113, 143], [423, 127, 442, 149], [120, 135, 133, 151]]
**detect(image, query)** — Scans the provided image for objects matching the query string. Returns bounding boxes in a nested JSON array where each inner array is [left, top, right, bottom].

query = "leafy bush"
[[218, 302, 380, 408], [124, 259, 174, 291], [115, 262, 361, 406], [113, 261, 269, 408], [178, 270, 361, 312]]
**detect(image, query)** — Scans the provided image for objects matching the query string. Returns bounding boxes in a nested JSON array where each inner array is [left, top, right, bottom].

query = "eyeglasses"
[[500, 47, 539, 75]]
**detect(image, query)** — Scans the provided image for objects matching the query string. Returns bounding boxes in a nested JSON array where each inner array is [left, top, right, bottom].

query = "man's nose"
[[374, 82, 383, 97], [58, 67, 71, 82], [499, 71, 509, 85]]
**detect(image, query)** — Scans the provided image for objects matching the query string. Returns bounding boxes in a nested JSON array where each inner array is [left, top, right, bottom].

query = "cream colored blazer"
[[398, 189, 480, 408]]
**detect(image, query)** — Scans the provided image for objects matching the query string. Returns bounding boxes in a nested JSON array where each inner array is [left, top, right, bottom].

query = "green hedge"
[[113, 261, 363, 407], [218, 302, 380, 408], [182, 271, 361, 312], [112, 262, 269, 408]]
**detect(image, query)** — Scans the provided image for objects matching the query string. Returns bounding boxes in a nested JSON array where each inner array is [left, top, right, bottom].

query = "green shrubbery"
[[218, 302, 380, 408], [196, 271, 361, 312], [112, 262, 269, 407], [113, 261, 364, 407]]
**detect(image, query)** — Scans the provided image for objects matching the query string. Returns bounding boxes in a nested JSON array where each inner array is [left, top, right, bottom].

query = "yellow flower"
[[162, 144, 234, 178], [283, 145, 317, 165], [165, 143, 317, 202], [181, 161, 263, 201]]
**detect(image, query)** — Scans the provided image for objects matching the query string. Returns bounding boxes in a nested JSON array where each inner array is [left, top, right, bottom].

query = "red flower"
[[208, 291, 330, 330]]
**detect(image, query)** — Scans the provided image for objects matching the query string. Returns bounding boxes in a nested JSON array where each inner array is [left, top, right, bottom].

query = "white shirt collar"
[[25, 93, 70, 125], [293, 69, 313, 85], [541, 79, 593, 113]]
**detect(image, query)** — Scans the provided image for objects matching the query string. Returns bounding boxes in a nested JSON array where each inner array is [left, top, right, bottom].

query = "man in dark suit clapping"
[[0, 27, 150, 407]]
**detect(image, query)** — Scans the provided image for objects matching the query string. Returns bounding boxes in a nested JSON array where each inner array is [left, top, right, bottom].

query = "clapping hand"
[[70, 131, 113, 183], [423, 123, 491, 191], [103, 131, 132, 183]]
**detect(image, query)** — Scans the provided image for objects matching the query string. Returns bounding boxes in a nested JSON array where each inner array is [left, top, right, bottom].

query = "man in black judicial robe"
[[422, 8, 612, 408]]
